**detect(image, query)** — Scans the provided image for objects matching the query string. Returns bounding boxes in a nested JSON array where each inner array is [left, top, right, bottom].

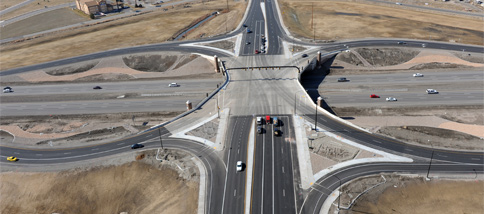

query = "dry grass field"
[[346, 179, 484, 214], [279, 0, 484, 45], [0, 160, 199, 214], [1, 8, 89, 39], [0, 0, 73, 21], [0, 0, 246, 71], [0, 0, 21, 11]]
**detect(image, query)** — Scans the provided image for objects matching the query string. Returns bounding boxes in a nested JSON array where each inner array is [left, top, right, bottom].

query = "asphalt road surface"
[[0, 79, 224, 116], [221, 116, 251, 214], [251, 115, 301, 214], [305, 70, 484, 107], [1, 0, 484, 213]]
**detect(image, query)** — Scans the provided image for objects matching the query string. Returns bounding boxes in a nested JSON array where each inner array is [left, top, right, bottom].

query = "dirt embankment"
[[378, 126, 483, 151], [0, 112, 182, 147], [0, 149, 200, 214], [336, 48, 421, 67]]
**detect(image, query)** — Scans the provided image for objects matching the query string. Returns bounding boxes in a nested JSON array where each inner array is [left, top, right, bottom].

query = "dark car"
[[397, 41, 406, 45], [302, 54, 308, 58], [337, 77, 347, 82], [131, 143, 144, 149], [274, 129, 281, 136], [246, 42, 250, 45], [243, 24, 247, 27], [257, 126, 262, 134], [93, 86, 102, 89]]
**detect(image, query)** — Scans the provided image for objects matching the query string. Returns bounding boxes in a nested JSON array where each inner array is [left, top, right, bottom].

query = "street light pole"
[[334, 174, 342, 212], [426, 140, 433, 180], [217, 93, 220, 119], [426, 150, 434, 180], [314, 103, 318, 130], [158, 128, 163, 149]]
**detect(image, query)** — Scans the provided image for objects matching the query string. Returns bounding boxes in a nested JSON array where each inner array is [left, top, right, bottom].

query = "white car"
[[386, 97, 397, 102], [236, 161, 243, 172], [413, 73, 424, 77], [168, 83, 179, 87], [3, 87, 12, 93], [426, 89, 438, 94]]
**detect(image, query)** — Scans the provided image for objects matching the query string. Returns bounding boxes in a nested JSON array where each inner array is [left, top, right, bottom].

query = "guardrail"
[[227, 65, 300, 72]]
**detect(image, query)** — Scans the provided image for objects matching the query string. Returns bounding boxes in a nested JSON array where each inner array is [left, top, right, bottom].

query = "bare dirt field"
[[1, 0, 74, 21], [1, 8, 89, 39], [0, 0, 246, 71], [330, 174, 484, 214], [0, 149, 199, 214], [279, 0, 484, 45]]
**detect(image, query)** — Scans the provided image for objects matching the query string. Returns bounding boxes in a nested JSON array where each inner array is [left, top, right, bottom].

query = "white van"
[[256, 117, 262, 125]]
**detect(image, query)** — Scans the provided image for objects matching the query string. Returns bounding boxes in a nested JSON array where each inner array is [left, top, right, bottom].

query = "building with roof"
[[75, 0, 113, 15]]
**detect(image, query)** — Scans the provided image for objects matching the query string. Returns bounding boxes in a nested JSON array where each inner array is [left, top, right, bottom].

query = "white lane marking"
[[281, 147, 283, 154], [91, 148, 99, 151], [472, 158, 481, 160], [146, 134, 152, 138], [283, 189, 285, 197], [238, 149, 240, 154], [372, 140, 382, 144], [36, 154, 42, 156], [405, 148, 413, 152], [272, 123, 275, 214], [64, 152, 71, 155], [234, 189, 237, 197], [282, 166, 285, 173], [437, 154, 448, 158]]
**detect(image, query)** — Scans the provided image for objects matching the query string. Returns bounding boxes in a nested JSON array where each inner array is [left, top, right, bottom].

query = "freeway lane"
[[323, 90, 484, 107], [322, 70, 484, 86], [0, 78, 224, 116], [0, 79, 224, 97], [0, 97, 201, 116], [221, 116, 251, 214], [301, 162, 484, 214]]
